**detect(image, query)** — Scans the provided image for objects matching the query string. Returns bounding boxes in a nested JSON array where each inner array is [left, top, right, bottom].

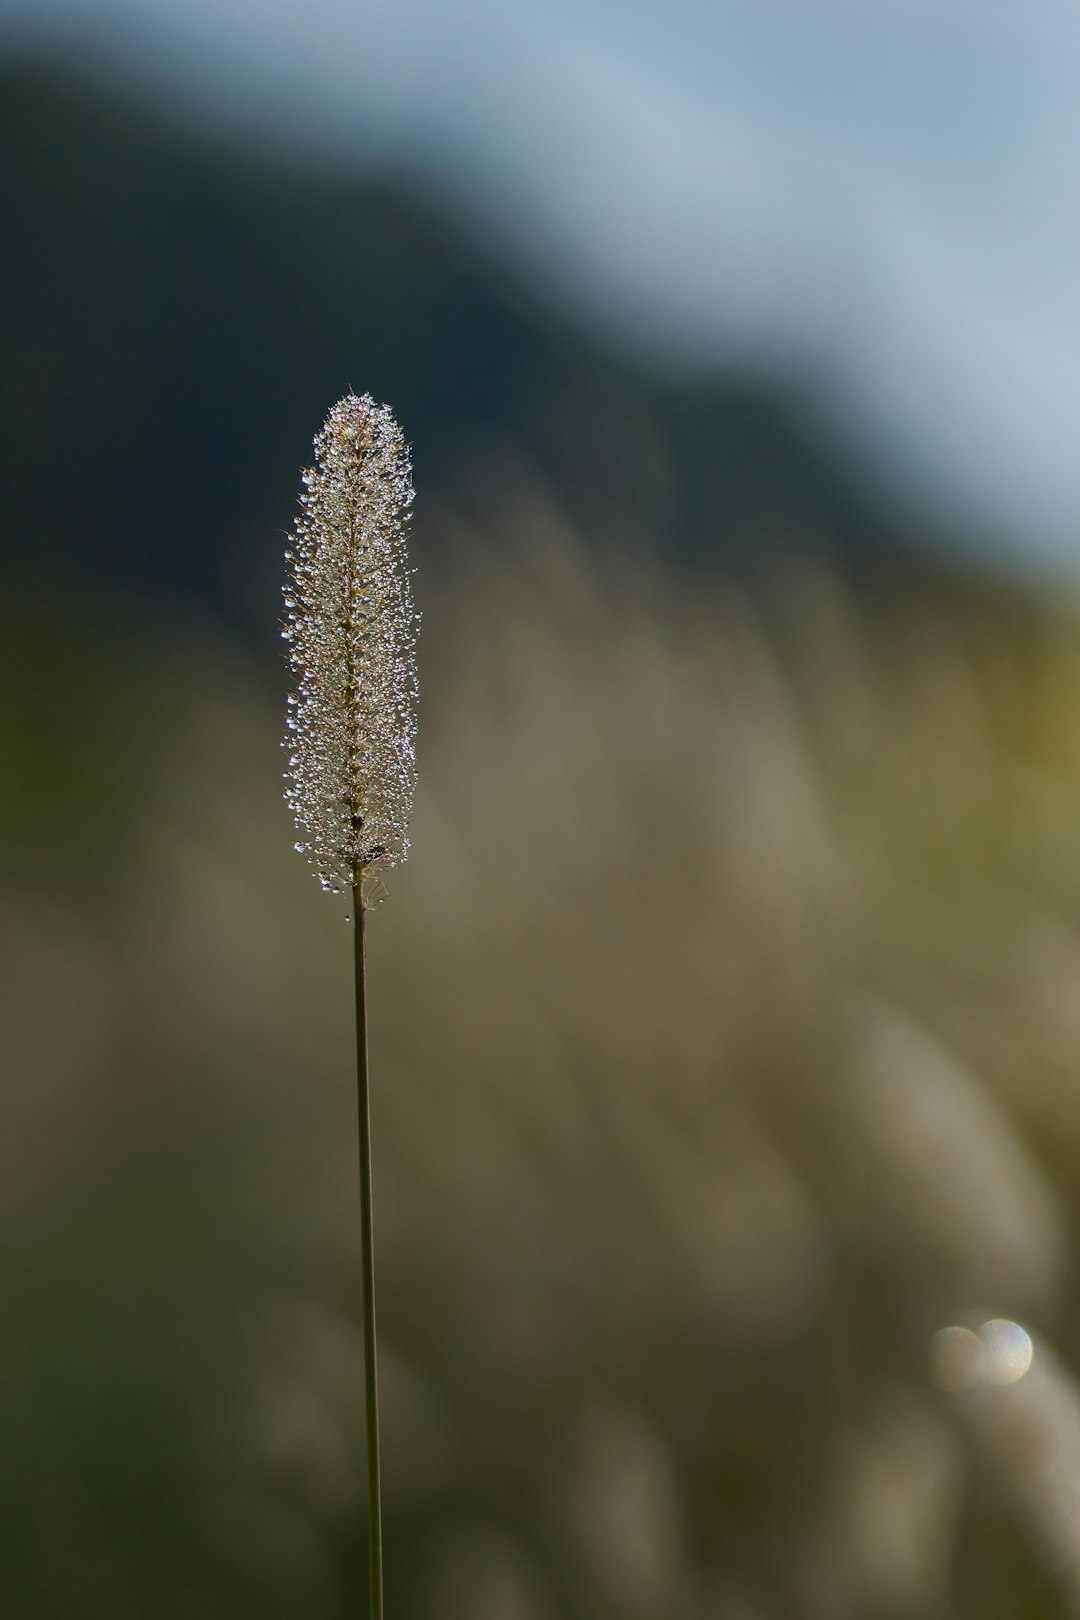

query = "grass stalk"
[[352, 883, 384, 1620], [283, 395, 416, 1617]]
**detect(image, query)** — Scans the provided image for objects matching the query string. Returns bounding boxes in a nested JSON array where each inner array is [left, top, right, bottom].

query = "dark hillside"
[[0, 65, 973, 634]]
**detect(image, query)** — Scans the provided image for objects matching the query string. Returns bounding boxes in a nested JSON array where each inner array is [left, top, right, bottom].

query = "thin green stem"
[[352, 883, 384, 1620]]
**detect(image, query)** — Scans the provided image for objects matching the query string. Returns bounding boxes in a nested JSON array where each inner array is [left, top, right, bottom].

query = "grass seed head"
[[282, 394, 418, 894]]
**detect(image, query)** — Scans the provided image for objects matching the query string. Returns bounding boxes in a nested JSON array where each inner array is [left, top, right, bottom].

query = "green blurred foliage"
[[6, 472, 1080, 1619]]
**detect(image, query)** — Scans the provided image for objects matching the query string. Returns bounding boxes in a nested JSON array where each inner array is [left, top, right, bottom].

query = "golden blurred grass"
[[7, 471, 1080, 1617]]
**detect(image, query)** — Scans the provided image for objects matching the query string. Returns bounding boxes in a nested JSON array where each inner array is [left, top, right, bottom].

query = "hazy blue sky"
[[4, 0, 1080, 574]]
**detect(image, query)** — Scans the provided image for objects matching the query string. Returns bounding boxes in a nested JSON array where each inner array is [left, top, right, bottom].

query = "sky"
[[4, 0, 1080, 576]]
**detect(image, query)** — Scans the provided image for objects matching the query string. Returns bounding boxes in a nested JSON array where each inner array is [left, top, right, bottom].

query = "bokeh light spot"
[[978, 1319, 1033, 1385], [929, 1325, 986, 1392]]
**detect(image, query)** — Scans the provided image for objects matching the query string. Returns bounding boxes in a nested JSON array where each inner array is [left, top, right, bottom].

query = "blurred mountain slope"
[[0, 63, 973, 632]]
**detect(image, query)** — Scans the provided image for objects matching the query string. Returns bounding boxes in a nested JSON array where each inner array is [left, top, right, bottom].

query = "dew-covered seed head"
[[282, 394, 418, 895]]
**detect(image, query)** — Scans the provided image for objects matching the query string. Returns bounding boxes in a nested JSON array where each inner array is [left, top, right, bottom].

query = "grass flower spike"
[[283, 393, 418, 895], [281, 393, 417, 1620]]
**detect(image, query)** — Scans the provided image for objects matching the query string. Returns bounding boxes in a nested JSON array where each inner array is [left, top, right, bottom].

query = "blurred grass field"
[[7, 463, 1080, 1618]]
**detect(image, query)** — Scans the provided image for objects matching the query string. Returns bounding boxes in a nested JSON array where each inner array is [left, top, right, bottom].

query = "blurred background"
[[5, 3, 1080, 1616]]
